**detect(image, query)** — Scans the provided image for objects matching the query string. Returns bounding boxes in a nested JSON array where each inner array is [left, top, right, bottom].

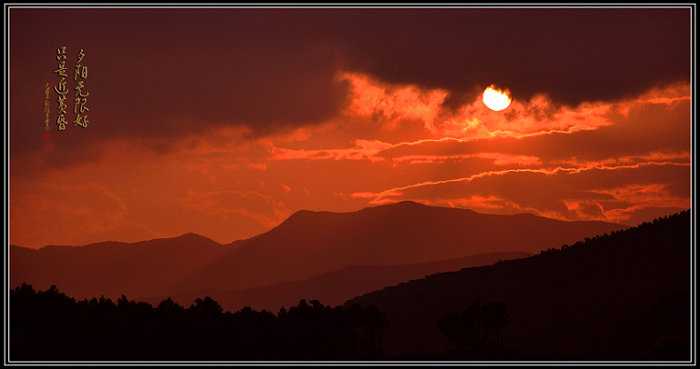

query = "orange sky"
[[8, 7, 692, 248]]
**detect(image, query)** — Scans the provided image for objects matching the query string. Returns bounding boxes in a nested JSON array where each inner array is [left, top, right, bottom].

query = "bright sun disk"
[[483, 85, 512, 111]]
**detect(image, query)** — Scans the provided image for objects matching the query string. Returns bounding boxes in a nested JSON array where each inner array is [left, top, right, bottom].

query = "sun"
[[483, 85, 512, 111]]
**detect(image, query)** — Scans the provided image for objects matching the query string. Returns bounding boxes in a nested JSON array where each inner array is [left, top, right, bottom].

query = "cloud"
[[338, 72, 616, 142], [10, 181, 161, 248], [280, 182, 292, 193], [344, 72, 447, 132], [324, 8, 690, 109], [269, 78, 689, 228], [180, 189, 292, 231], [269, 78, 688, 169], [350, 161, 689, 224], [10, 8, 352, 165], [271, 139, 392, 162], [390, 152, 542, 166], [10, 8, 689, 171]]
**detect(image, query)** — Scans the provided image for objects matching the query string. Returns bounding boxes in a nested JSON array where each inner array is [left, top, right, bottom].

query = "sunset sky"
[[8, 6, 692, 249]]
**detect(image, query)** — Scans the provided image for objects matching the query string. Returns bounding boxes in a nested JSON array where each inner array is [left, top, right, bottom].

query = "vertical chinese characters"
[[53, 46, 68, 131], [73, 48, 88, 128], [52, 46, 90, 132]]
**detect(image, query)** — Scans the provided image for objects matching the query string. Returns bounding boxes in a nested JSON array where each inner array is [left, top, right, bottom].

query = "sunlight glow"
[[483, 85, 512, 111]]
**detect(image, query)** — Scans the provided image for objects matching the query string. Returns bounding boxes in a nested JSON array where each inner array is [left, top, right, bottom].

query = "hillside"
[[344, 210, 692, 360]]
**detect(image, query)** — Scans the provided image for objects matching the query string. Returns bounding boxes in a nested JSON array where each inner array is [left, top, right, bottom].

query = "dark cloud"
[[9, 7, 690, 167], [320, 7, 690, 110], [9, 8, 352, 165]]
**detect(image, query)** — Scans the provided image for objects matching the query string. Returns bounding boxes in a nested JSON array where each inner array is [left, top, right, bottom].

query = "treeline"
[[539, 209, 690, 256], [10, 284, 390, 361]]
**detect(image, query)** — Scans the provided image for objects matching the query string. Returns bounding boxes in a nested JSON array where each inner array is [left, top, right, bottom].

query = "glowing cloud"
[[180, 189, 292, 230], [343, 72, 448, 132]]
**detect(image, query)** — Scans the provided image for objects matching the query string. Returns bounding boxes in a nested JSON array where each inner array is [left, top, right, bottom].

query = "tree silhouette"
[[356, 304, 390, 358], [189, 296, 223, 315], [461, 300, 483, 350], [481, 301, 512, 348], [436, 300, 511, 356], [157, 297, 184, 313], [436, 310, 462, 353]]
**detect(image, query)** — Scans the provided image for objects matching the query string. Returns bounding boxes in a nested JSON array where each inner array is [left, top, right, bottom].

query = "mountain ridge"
[[10, 201, 627, 250], [172, 201, 628, 292], [12, 201, 629, 303]]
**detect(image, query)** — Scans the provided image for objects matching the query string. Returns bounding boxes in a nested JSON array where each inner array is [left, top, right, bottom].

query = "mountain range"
[[11, 201, 628, 309]]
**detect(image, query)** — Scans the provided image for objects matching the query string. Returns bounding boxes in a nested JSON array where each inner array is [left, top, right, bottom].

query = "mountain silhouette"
[[344, 210, 691, 360], [136, 251, 532, 313], [11, 201, 627, 301], [10, 233, 239, 300], [172, 201, 627, 292]]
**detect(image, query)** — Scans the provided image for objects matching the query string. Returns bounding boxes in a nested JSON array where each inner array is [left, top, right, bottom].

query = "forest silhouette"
[[10, 285, 390, 361], [10, 209, 691, 361]]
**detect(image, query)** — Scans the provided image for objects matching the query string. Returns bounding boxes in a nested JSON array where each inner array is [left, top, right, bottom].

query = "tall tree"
[[481, 301, 512, 347]]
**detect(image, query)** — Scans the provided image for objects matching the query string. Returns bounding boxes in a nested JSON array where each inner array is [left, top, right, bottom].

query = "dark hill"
[[344, 210, 691, 360]]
